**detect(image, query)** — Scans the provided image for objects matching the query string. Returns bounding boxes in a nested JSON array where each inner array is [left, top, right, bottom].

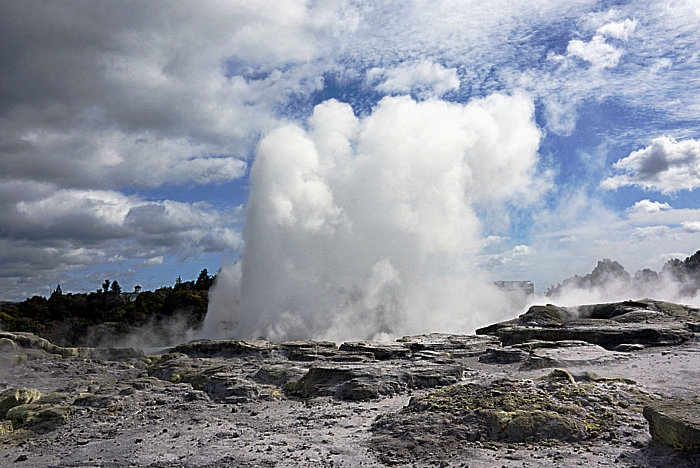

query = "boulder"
[[488, 409, 586, 442], [285, 365, 392, 399], [285, 361, 463, 401], [0, 331, 82, 358], [517, 305, 574, 327], [203, 373, 260, 403], [478, 300, 699, 350], [0, 388, 42, 417], [251, 365, 306, 387], [643, 399, 700, 452], [279, 340, 371, 362], [371, 371, 648, 464], [6, 403, 70, 432], [401, 362, 463, 389], [148, 353, 231, 389], [479, 347, 527, 364], [498, 321, 694, 350]]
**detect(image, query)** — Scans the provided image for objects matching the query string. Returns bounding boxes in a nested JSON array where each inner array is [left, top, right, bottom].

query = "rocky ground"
[[0, 298, 698, 467]]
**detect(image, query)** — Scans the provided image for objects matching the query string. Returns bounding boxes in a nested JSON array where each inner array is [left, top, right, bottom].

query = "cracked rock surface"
[[0, 299, 698, 467]]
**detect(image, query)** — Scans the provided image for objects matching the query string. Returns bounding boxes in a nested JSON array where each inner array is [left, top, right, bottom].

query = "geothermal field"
[[1, 1, 699, 467], [0, 298, 698, 467]]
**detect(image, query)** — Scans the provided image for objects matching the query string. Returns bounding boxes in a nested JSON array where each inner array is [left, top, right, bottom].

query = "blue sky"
[[0, 0, 699, 301]]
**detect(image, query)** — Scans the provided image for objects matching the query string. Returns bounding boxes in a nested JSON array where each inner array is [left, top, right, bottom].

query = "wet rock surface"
[[0, 299, 697, 467]]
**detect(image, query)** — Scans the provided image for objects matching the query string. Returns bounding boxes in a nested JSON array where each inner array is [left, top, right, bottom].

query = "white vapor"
[[205, 93, 542, 341]]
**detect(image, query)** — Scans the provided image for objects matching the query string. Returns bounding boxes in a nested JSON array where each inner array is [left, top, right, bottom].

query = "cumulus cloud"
[[0, 1, 363, 191], [367, 60, 460, 97], [3, 0, 700, 304], [0, 1, 362, 298], [681, 221, 700, 233], [602, 137, 700, 193], [480, 244, 536, 269], [567, 35, 623, 68], [597, 19, 637, 40], [0, 184, 242, 299], [143, 256, 165, 266], [206, 93, 542, 341], [629, 199, 671, 214], [633, 225, 670, 240], [1, 187, 240, 250]]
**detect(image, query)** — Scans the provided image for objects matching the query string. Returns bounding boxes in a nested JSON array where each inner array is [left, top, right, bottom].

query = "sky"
[[1, 0, 699, 303]]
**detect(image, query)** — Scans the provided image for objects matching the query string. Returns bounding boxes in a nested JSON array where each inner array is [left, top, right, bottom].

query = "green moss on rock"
[[6, 403, 70, 432], [0, 388, 42, 418], [643, 399, 700, 452], [405, 369, 640, 443]]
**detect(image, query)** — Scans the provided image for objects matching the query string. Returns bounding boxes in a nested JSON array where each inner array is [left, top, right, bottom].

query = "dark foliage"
[[0, 269, 215, 347]]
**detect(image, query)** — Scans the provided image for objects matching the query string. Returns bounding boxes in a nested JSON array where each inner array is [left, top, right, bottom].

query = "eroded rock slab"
[[477, 299, 700, 350], [644, 399, 700, 452], [285, 361, 464, 401]]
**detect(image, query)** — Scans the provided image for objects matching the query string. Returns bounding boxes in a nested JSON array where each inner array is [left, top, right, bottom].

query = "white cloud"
[[143, 256, 165, 266], [0, 1, 361, 190], [481, 244, 535, 269], [0, 184, 243, 299], [483, 235, 507, 247], [597, 18, 637, 40], [633, 225, 670, 240], [503, 186, 700, 297], [629, 199, 671, 214], [602, 137, 700, 193], [367, 60, 460, 97], [681, 221, 700, 233], [2, 0, 700, 304], [0, 1, 360, 299], [567, 35, 623, 68], [542, 97, 580, 136], [512, 245, 535, 257]]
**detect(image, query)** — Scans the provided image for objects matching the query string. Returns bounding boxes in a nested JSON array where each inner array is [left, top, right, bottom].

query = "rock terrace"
[[0, 299, 698, 467]]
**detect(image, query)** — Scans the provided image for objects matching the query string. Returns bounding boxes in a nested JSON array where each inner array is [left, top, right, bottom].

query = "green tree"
[[110, 280, 122, 294], [195, 268, 213, 290], [50, 284, 63, 299]]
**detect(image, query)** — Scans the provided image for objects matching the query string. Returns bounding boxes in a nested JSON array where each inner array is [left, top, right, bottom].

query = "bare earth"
[[0, 300, 698, 467]]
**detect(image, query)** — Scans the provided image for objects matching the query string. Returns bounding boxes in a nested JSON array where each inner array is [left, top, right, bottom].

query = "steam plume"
[[205, 94, 542, 341]]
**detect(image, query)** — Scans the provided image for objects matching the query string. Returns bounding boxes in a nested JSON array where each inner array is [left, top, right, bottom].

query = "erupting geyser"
[[204, 93, 543, 341]]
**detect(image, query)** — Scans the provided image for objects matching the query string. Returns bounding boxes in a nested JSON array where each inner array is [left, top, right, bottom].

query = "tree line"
[[0, 269, 216, 347]]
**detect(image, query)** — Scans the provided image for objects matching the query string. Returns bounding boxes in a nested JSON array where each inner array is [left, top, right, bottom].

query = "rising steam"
[[205, 94, 542, 341], [544, 258, 700, 309]]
